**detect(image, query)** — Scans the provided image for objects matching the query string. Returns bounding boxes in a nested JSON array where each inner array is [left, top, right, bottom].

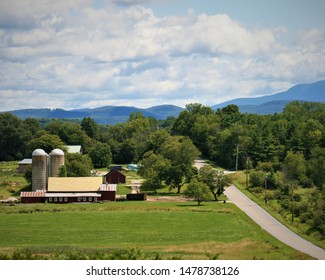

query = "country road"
[[193, 159, 325, 259], [224, 185, 325, 259]]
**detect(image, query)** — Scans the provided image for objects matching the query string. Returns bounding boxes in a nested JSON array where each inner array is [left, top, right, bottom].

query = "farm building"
[[104, 170, 126, 184], [18, 159, 32, 173], [20, 148, 116, 203], [66, 145, 82, 154]]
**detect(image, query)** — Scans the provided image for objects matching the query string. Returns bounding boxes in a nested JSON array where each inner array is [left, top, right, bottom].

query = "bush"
[[250, 170, 265, 188]]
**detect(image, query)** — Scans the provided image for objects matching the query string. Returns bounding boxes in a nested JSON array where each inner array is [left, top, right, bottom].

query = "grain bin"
[[49, 149, 65, 177], [32, 149, 47, 191]]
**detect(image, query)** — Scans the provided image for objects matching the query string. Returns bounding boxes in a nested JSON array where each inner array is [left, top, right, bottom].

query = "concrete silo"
[[49, 149, 65, 177], [32, 149, 47, 191]]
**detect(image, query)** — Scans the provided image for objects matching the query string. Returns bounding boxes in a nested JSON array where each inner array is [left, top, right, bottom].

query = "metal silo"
[[32, 149, 47, 191], [49, 149, 65, 177]]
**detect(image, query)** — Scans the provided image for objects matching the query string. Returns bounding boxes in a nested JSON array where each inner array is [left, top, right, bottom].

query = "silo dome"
[[32, 149, 47, 156], [49, 148, 65, 177], [50, 148, 64, 156]]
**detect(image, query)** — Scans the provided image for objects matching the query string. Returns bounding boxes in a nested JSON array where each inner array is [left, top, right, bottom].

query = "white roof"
[[66, 145, 82, 153], [19, 159, 32, 164], [50, 149, 64, 156], [32, 149, 46, 156]]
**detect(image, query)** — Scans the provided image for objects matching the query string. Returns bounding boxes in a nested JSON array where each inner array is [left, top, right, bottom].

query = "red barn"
[[105, 170, 126, 184]]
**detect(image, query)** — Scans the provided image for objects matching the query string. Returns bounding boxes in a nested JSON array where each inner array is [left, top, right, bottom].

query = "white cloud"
[[0, 1, 324, 112]]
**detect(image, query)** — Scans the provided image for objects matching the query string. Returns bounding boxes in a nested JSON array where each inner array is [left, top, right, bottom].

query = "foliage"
[[23, 165, 32, 185], [183, 179, 212, 205], [58, 165, 67, 177], [28, 133, 66, 154], [65, 154, 93, 177], [88, 142, 112, 168], [138, 151, 171, 193], [0, 113, 33, 160], [159, 136, 200, 193], [198, 165, 229, 200], [81, 117, 99, 139]]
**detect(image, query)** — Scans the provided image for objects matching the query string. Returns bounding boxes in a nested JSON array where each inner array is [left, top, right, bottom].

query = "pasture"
[[0, 201, 312, 260]]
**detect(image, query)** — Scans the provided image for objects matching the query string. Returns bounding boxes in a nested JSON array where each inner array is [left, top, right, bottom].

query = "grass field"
[[0, 201, 312, 260]]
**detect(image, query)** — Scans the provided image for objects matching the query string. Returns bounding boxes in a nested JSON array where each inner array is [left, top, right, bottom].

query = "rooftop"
[[48, 177, 102, 192]]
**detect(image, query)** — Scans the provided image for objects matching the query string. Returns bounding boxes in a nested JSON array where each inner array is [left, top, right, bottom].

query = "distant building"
[[109, 165, 123, 172], [18, 159, 32, 173], [104, 170, 126, 184], [66, 145, 82, 154]]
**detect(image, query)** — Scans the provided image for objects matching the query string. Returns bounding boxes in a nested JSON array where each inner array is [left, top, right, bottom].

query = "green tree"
[[0, 113, 32, 160], [160, 136, 200, 193], [65, 153, 93, 177], [198, 166, 229, 200], [58, 165, 67, 177], [28, 133, 66, 154], [89, 142, 112, 168], [308, 147, 325, 190], [81, 117, 99, 139], [283, 151, 307, 186], [23, 165, 32, 186], [138, 151, 171, 193], [183, 179, 211, 205]]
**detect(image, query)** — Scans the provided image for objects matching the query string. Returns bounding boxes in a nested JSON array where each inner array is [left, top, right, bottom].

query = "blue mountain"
[[5, 105, 184, 125], [212, 80, 324, 113]]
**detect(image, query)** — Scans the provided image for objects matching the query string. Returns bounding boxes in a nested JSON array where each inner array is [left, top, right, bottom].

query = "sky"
[[0, 0, 324, 111]]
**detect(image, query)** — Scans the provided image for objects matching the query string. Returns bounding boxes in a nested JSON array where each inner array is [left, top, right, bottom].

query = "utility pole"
[[235, 144, 239, 172], [291, 184, 294, 223], [264, 173, 267, 205], [245, 157, 249, 189]]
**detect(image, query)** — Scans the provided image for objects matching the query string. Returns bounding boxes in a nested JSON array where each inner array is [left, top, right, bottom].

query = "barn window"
[[83, 197, 87, 202], [64, 197, 68, 202], [49, 197, 52, 202], [77, 197, 81, 202], [59, 197, 63, 202], [89, 197, 92, 202], [54, 197, 57, 202]]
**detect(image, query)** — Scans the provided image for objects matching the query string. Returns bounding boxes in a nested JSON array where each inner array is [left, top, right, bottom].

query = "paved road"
[[224, 184, 325, 259]]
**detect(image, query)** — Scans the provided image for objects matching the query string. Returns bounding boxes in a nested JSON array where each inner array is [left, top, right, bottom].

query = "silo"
[[49, 149, 65, 177], [32, 149, 47, 191]]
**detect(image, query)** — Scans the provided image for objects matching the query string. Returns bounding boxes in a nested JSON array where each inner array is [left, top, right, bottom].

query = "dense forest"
[[0, 101, 324, 239]]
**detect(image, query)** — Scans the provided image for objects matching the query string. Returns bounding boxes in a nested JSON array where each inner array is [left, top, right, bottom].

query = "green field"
[[0, 201, 312, 260]]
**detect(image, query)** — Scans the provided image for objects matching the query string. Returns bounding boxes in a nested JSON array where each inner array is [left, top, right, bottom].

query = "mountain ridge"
[[2, 80, 324, 123], [212, 80, 324, 110]]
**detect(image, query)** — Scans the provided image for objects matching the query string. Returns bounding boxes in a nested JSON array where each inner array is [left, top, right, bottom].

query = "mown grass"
[[0, 201, 312, 260]]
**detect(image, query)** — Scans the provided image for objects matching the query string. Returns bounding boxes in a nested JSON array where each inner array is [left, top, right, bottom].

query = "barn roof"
[[48, 177, 102, 192], [66, 145, 82, 154], [19, 159, 32, 165], [105, 170, 126, 177]]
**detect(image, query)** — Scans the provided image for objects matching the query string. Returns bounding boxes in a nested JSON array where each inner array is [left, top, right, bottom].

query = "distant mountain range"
[[212, 80, 324, 113], [6, 105, 184, 125], [3, 80, 324, 124]]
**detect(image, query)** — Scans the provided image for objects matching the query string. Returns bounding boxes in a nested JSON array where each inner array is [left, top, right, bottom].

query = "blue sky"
[[0, 0, 324, 111]]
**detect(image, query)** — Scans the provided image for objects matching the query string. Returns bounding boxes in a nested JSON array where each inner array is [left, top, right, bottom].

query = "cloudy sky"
[[0, 0, 324, 111]]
